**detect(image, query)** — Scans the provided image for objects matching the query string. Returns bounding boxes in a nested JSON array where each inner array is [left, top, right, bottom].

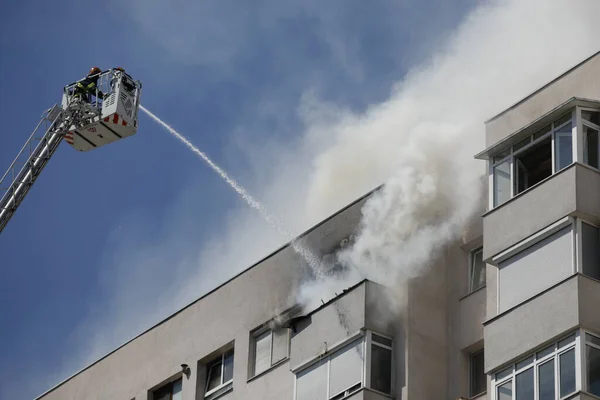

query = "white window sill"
[[247, 357, 289, 383]]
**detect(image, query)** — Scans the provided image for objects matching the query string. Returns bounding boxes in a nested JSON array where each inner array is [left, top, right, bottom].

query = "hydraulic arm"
[[0, 106, 67, 234]]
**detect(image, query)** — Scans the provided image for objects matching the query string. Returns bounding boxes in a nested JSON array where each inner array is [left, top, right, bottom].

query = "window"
[[250, 327, 289, 377], [583, 110, 600, 169], [581, 222, 600, 280], [205, 349, 234, 400], [469, 247, 486, 292], [497, 225, 573, 313], [491, 111, 574, 207], [154, 378, 182, 400], [586, 332, 600, 396], [470, 350, 486, 397], [370, 333, 393, 394], [294, 332, 393, 400], [492, 332, 577, 400]]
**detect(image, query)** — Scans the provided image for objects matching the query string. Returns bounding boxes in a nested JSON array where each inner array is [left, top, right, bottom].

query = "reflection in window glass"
[[555, 124, 573, 172], [585, 124, 599, 169], [559, 349, 576, 397], [538, 360, 555, 400], [588, 345, 600, 396], [223, 350, 234, 382], [497, 380, 512, 400], [494, 160, 511, 206], [516, 367, 534, 400]]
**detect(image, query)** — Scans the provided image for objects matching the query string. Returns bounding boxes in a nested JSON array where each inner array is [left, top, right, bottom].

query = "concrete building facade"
[[36, 52, 600, 400]]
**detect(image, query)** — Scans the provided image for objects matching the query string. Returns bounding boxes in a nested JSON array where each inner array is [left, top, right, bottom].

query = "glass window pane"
[[470, 350, 486, 397], [223, 351, 234, 382], [533, 124, 552, 140], [514, 136, 531, 152], [206, 361, 222, 392], [271, 328, 289, 364], [494, 160, 511, 207], [469, 248, 486, 292], [296, 360, 328, 400], [372, 333, 393, 347], [537, 344, 554, 359], [584, 125, 599, 169], [582, 223, 600, 280], [497, 380, 512, 400], [554, 113, 572, 128], [538, 360, 555, 400], [254, 330, 272, 375], [555, 124, 573, 172], [516, 355, 534, 370], [371, 343, 392, 394], [496, 366, 512, 381], [494, 149, 511, 164], [587, 333, 600, 347], [172, 379, 182, 400], [558, 333, 576, 349], [516, 367, 534, 400], [583, 110, 600, 126], [588, 345, 600, 396], [559, 349, 576, 397]]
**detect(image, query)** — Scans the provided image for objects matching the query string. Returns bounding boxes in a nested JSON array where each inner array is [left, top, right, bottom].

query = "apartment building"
[[36, 51, 600, 400]]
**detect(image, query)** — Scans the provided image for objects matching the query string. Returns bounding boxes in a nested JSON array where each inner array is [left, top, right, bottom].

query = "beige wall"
[[485, 51, 600, 147]]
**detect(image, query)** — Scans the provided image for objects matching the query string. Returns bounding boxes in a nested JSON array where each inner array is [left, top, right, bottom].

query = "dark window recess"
[[154, 378, 182, 400], [470, 350, 486, 397], [514, 137, 552, 195], [370, 343, 392, 394], [588, 345, 600, 396], [582, 223, 600, 280]]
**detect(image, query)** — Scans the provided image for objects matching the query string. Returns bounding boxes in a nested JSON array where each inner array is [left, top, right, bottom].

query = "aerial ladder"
[[0, 68, 142, 235]]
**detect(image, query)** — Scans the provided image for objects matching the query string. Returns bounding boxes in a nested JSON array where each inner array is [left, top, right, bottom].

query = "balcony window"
[[205, 349, 234, 400], [469, 247, 486, 292], [250, 327, 289, 377], [583, 110, 600, 169], [490, 111, 575, 207], [586, 333, 600, 396], [294, 331, 393, 400], [581, 222, 600, 280], [492, 332, 578, 400]]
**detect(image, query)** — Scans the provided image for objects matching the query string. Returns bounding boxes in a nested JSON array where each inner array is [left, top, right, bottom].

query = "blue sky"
[[0, 0, 481, 398]]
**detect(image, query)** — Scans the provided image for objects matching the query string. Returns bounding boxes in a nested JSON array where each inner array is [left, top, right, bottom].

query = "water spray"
[[139, 105, 325, 279]]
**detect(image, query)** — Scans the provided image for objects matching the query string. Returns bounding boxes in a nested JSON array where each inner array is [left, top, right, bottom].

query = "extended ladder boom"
[[0, 105, 66, 234]]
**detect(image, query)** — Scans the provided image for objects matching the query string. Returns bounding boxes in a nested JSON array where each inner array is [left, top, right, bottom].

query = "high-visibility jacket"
[[73, 76, 103, 99]]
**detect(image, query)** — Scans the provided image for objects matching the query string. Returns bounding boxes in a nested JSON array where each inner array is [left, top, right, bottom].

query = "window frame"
[[581, 107, 600, 170], [489, 108, 577, 209], [469, 349, 486, 397], [468, 247, 486, 293], [583, 330, 600, 396], [491, 331, 580, 400], [205, 350, 234, 399], [293, 330, 394, 400], [249, 326, 290, 378]]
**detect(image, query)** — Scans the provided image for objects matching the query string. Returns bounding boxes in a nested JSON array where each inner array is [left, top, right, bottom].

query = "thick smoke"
[[298, 0, 600, 311]]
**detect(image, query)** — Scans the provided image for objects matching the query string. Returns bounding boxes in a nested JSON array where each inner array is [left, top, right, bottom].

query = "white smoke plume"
[[297, 0, 600, 311]]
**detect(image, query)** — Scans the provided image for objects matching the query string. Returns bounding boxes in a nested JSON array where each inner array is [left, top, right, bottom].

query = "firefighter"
[[72, 66, 104, 103]]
